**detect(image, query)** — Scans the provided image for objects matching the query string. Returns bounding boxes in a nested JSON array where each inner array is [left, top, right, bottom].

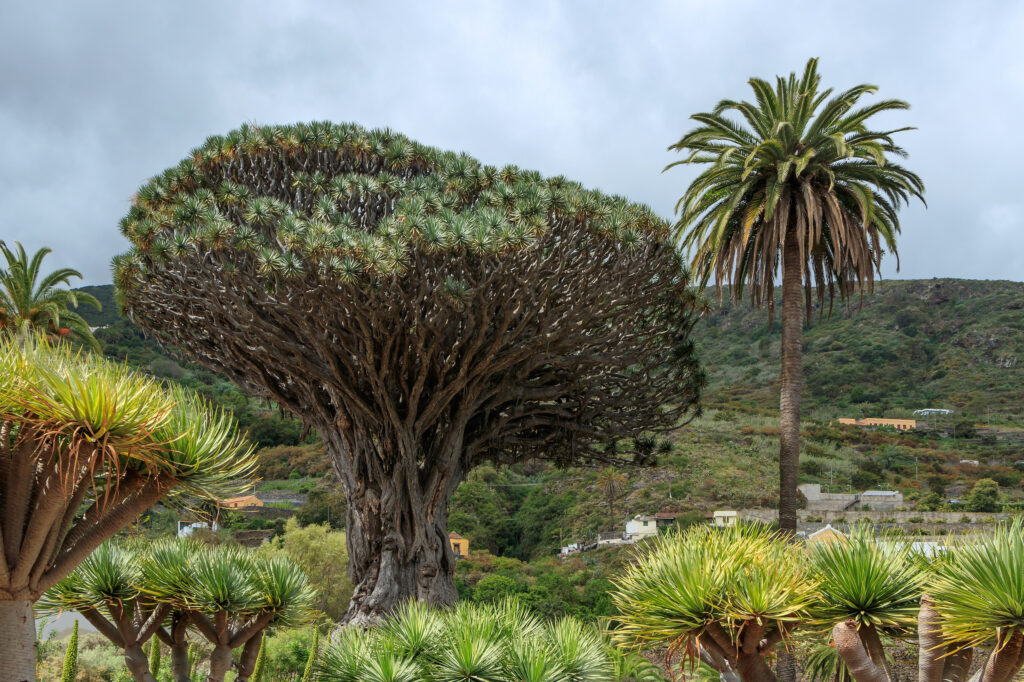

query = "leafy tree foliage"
[[114, 121, 704, 623], [0, 242, 101, 350], [964, 478, 999, 512]]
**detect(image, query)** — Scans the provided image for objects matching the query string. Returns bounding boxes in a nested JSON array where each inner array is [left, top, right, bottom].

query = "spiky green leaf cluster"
[[0, 336, 257, 500], [318, 600, 638, 682], [143, 541, 316, 628], [808, 526, 925, 633], [115, 121, 670, 292], [612, 523, 816, 650], [928, 519, 1024, 648]]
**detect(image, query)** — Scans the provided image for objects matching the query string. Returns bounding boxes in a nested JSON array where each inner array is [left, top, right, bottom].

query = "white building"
[[712, 510, 739, 527], [625, 515, 659, 540], [177, 520, 219, 538]]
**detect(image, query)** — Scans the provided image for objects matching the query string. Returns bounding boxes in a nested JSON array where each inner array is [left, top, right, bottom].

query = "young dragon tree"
[[0, 339, 256, 682], [148, 543, 315, 682], [114, 121, 705, 624], [38, 543, 169, 682], [612, 523, 816, 682]]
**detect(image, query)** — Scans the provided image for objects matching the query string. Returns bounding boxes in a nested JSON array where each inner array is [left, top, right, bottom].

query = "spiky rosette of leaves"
[[611, 523, 815, 680], [317, 599, 626, 682], [809, 526, 925, 634]]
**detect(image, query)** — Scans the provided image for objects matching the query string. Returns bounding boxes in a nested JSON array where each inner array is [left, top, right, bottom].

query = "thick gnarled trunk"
[[0, 599, 36, 682], [778, 229, 803, 534], [324, 431, 461, 626]]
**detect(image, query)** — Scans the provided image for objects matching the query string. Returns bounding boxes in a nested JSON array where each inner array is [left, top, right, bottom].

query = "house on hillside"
[[837, 418, 917, 431], [625, 515, 659, 541], [712, 510, 739, 527], [219, 495, 264, 510], [448, 531, 469, 558], [806, 524, 847, 545], [654, 511, 682, 529], [860, 490, 904, 510]]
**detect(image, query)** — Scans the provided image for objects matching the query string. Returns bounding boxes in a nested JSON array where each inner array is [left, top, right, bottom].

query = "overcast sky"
[[2, 1, 1022, 285]]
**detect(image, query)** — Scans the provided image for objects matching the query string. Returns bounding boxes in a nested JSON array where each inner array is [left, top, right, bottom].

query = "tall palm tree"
[[0, 241, 102, 351], [668, 58, 925, 532]]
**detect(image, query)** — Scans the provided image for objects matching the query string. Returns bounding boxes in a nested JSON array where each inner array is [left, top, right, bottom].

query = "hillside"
[[77, 280, 1024, 559], [693, 278, 1024, 422]]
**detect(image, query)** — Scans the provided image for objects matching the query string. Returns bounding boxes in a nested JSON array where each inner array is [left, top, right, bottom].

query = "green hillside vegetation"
[[76, 281, 1024, 561], [697, 278, 1024, 423]]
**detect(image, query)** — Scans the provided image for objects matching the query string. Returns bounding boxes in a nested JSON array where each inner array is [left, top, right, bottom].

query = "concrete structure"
[[625, 515, 659, 540], [798, 484, 903, 512], [860, 490, 904, 510], [798, 484, 859, 512], [448, 531, 469, 558], [219, 494, 264, 509], [806, 524, 846, 544], [597, 531, 626, 546], [837, 417, 917, 431], [712, 510, 739, 527]]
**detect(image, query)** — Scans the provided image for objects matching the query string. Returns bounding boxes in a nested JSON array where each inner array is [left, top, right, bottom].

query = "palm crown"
[[0, 241, 101, 350], [670, 57, 925, 314]]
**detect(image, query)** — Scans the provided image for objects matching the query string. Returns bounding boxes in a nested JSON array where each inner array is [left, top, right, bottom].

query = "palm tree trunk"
[[778, 229, 803, 534], [0, 599, 36, 682]]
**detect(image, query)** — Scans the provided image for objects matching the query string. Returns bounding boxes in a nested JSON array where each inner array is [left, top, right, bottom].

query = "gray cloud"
[[2, 0, 1021, 285]]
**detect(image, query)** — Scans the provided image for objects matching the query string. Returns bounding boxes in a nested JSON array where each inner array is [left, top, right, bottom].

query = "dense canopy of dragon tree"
[[114, 121, 705, 623]]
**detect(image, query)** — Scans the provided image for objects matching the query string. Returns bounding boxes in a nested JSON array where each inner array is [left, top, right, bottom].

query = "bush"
[[256, 518, 353, 620]]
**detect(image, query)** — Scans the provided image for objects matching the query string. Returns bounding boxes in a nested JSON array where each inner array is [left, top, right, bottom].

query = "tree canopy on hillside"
[[114, 121, 704, 624]]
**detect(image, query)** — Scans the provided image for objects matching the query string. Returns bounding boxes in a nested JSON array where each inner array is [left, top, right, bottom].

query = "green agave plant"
[[318, 600, 648, 682]]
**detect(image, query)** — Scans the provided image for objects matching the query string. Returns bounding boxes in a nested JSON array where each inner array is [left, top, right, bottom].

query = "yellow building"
[[806, 524, 847, 545], [449, 531, 469, 558], [218, 495, 264, 510], [837, 417, 917, 431]]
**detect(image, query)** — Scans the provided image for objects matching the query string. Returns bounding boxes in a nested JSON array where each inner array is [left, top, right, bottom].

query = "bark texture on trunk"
[[778, 229, 803, 534], [833, 621, 888, 682], [325, 431, 460, 626], [0, 599, 36, 682], [124, 643, 157, 682], [235, 632, 263, 682], [978, 630, 1024, 682], [919, 595, 945, 682], [207, 644, 233, 682]]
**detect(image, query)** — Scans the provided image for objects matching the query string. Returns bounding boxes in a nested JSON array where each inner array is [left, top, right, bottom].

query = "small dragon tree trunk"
[[326, 431, 461, 625], [156, 612, 192, 682], [0, 599, 36, 682]]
